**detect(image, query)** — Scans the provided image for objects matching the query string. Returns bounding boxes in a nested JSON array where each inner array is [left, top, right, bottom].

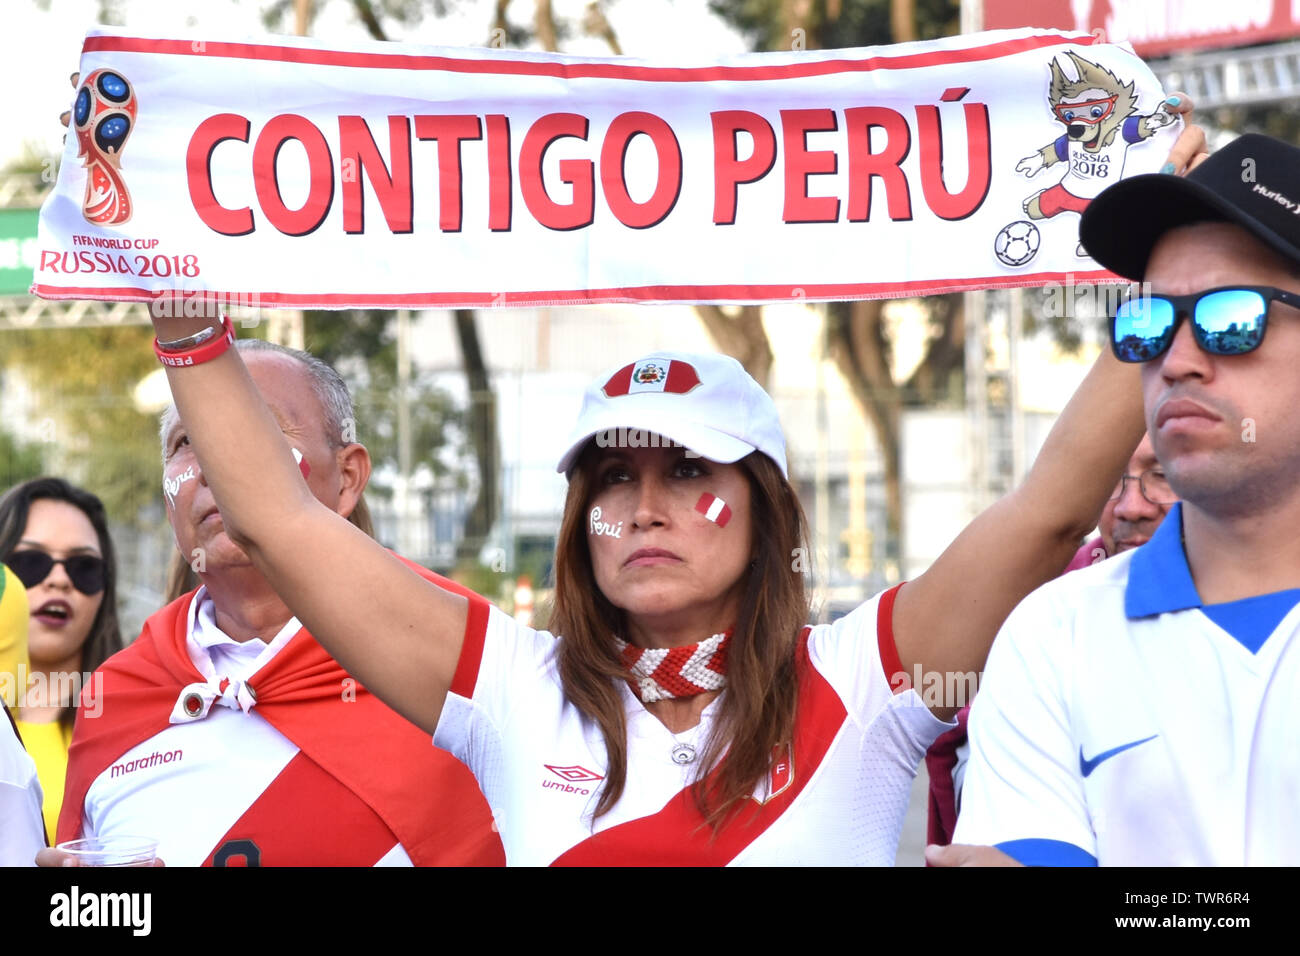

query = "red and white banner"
[[33, 26, 1179, 309]]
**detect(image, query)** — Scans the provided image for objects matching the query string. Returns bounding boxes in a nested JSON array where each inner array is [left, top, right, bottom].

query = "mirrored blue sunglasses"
[[1110, 286, 1300, 363]]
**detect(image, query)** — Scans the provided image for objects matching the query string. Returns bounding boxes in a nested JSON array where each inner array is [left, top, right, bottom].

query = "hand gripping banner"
[[32, 26, 1179, 310]]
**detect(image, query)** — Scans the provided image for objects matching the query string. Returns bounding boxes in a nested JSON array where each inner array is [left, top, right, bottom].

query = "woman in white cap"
[[143, 320, 1150, 864]]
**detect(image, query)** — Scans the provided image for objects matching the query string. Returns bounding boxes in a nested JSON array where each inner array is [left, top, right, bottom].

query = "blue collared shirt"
[[1125, 503, 1300, 653]]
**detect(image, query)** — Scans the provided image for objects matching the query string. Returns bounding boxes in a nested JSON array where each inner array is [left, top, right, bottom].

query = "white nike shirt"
[[435, 586, 951, 866], [955, 505, 1300, 865]]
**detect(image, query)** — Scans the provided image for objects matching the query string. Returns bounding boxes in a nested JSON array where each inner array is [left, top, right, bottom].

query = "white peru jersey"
[[80, 593, 410, 867], [955, 505, 1300, 865], [434, 585, 951, 866]]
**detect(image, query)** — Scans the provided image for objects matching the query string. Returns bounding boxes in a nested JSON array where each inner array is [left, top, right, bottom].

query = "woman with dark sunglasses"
[[0, 478, 123, 840]]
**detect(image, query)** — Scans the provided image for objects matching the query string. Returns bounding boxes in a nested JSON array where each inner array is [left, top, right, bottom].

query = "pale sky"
[[1, 0, 749, 166]]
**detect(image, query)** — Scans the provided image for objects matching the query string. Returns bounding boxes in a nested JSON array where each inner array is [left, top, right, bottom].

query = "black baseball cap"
[[1080, 133, 1300, 281]]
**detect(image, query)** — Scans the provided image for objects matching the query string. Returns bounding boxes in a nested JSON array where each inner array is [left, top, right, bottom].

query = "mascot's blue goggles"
[[1110, 286, 1300, 363]]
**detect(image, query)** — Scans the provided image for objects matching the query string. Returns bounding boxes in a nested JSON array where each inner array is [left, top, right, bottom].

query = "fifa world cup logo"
[[73, 70, 137, 226]]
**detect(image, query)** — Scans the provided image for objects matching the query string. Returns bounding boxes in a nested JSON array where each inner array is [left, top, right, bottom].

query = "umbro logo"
[[542, 764, 603, 795], [545, 764, 603, 782]]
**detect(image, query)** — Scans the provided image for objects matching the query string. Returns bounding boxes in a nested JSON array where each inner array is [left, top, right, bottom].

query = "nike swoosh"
[[1079, 735, 1158, 778]]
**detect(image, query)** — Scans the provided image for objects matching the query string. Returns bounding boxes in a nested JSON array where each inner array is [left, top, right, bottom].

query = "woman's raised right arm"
[[155, 314, 466, 735]]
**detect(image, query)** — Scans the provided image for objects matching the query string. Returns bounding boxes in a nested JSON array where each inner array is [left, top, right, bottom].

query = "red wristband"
[[154, 314, 236, 368]]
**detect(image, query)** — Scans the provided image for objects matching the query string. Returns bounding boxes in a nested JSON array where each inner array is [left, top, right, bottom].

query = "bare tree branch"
[[904, 298, 964, 403], [582, 1, 623, 55], [454, 310, 500, 565], [535, 0, 559, 51], [350, 0, 389, 41], [493, 0, 511, 35], [780, 0, 819, 50], [891, 0, 917, 42], [692, 305, 774, 389], [827, 300, 904, 561]]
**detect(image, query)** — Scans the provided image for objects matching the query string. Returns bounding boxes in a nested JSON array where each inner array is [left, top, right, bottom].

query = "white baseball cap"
[[556, 351, 788, 478]]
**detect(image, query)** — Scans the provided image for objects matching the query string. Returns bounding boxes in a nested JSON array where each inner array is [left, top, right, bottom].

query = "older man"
[[52, 339, 503, 866], [1063, 432, 1177, 569], [940, 133, 1300, 866]]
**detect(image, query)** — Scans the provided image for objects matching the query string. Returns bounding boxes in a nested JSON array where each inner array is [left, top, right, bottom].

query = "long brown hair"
[[551, 445, 810, 828]]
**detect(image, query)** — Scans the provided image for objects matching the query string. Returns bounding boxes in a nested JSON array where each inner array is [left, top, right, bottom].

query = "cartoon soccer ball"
[[994, 220, 1041, 268]]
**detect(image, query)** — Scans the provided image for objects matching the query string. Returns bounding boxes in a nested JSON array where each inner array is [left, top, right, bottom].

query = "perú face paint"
[[589, 505, 623, 538], [695, 493, 732, 527], [163, 465, 196, 510], [163, 448, 308, 512]]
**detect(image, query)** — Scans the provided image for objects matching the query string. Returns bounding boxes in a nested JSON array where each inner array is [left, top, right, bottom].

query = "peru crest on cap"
[[602, 358, 702, 397]]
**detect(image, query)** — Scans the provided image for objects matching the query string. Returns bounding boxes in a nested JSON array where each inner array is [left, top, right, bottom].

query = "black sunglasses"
[[6, 550, 106, 595], [1110, 285, 1300, 363]]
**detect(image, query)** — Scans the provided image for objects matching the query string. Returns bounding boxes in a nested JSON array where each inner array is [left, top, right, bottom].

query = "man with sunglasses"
[[938, 133, 1300, 866]]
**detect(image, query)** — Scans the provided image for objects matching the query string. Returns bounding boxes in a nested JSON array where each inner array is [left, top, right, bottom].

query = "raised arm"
[[892, 102, 1201, 720], [154, 313, 465, 735], [892, 348, 1142, 719]]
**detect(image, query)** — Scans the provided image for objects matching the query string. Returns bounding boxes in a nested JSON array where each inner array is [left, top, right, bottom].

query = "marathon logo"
[[109, 748, 182, 778]]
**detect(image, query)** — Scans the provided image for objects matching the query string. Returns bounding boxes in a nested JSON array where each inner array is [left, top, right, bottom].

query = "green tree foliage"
[[302, 310, 465, 499], [0, 425, 46, 494], [0, 325, 161, 523]]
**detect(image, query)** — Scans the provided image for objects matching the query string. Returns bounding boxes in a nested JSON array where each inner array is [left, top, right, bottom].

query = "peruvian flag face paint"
[[695, 493, 732, 527], [292, 447, 311, 480]]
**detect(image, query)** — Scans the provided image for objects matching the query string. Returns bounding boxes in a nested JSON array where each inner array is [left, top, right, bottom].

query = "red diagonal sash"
[[551, 629, 847, 866], [59, 556, 504, 866]]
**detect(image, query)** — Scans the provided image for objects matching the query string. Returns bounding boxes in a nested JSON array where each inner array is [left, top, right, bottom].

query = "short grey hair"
[[159, 338, 357, 459]]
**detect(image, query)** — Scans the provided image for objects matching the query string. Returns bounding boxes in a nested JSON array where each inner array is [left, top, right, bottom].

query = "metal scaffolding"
[[1153, 40, 1300, 112]]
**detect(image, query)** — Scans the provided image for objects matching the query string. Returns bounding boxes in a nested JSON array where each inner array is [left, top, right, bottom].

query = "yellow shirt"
[[0, 564, 29, 709], [13, 716, 71, 843]]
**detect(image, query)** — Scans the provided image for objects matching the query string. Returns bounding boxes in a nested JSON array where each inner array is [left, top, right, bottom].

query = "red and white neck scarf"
[[615, 632, 729, 703]]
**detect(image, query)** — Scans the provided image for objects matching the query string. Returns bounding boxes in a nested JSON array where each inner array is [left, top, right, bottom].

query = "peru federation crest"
[[602, 358, 702, 397], [73, 69, 138, 226]]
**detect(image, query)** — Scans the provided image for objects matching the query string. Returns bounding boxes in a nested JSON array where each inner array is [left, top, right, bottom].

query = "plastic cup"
[[56, 836, 159, 867]]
